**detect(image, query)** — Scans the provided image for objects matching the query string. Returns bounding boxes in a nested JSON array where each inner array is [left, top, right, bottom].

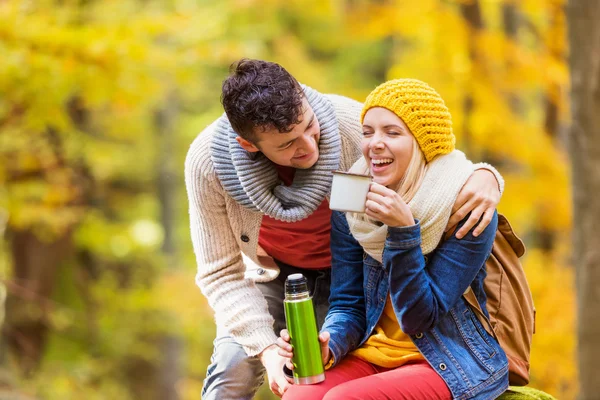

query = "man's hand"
[[259, 344, 290, 398], [446, 169, 500, 238]]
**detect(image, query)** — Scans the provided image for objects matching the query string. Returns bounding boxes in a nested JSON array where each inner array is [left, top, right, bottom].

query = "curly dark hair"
[[221, 59, 304, 143]]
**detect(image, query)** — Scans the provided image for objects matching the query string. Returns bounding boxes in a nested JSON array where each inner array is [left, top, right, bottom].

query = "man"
[[185, 59, 504, 399]]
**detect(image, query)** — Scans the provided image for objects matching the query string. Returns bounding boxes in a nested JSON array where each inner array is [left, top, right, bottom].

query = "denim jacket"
[[322, 210, 509, 400]]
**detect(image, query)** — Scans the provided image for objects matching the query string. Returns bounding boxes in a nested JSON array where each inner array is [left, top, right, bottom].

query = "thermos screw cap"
[[285, 273, 309, 296]]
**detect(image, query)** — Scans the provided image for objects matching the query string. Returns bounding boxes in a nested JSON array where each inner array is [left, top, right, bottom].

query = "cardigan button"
[[439, 363, 447, 371], [241, 235, 250, 243], [415, 333, 423, 339]]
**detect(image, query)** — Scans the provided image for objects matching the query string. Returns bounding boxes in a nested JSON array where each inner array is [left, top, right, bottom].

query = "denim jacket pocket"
[[451, 307, 497, 373], [464, 309, 497, 358]]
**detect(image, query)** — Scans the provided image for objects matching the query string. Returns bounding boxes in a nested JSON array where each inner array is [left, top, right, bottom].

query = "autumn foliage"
[[0, 0, 574, 399]]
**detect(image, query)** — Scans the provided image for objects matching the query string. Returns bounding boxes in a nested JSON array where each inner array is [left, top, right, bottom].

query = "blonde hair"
[[348, 137, 427, 230], [395, 138, 427, 203]]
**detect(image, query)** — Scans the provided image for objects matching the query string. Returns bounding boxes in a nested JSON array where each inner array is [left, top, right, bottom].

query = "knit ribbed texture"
[[477, 162, 505, 194], [361, 79, 455, 163], [185, 93, 363, 356], [211, 85, 342, 222]]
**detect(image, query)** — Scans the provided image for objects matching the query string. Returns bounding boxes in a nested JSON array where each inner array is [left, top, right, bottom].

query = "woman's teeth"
[[372, 159, 393, 165]]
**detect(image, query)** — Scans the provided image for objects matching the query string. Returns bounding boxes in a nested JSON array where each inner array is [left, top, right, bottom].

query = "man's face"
[[252, 99, 321, 169]]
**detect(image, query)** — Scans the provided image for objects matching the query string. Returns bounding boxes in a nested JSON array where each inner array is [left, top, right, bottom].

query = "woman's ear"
[[235, 136, 261, 153]]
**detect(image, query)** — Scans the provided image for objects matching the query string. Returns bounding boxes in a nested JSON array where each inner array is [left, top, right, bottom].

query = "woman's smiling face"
[[361, 107, 415, 189]]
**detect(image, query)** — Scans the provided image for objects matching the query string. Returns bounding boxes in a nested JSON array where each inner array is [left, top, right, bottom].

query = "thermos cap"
[[288, 273, 304, 281], [285, 273, 309, 296]]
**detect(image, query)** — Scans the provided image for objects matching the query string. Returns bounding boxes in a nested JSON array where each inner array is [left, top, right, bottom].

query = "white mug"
[[329, 171, 372, 213]]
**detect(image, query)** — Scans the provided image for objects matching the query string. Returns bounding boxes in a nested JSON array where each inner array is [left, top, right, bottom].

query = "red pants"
[[282, 356, 452, 400]]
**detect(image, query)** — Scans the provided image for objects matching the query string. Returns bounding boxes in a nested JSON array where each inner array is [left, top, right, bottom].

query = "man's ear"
[[236, 136, 261, 153]]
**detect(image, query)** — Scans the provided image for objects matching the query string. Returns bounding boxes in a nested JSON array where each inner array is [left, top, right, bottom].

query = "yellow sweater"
[[352, 296, 424, 368]]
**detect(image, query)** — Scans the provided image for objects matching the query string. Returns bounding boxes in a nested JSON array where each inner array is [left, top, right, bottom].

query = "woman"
[[278, 79, 509, 399]]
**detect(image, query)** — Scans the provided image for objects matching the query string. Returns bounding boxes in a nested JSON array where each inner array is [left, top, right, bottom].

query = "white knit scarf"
[[346, 150, 473, 262], [211, 85, 341, 222]]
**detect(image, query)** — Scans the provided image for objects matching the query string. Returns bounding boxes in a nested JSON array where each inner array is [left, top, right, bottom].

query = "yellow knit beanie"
[[361, 79, 455, 163]]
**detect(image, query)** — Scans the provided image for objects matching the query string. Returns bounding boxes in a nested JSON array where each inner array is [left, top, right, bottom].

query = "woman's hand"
[[365, 182, 415, 227], [277, 329, 332, 368]]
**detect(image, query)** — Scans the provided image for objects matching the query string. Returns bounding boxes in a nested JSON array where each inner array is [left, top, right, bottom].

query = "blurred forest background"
[[0, 0, 583, 399]]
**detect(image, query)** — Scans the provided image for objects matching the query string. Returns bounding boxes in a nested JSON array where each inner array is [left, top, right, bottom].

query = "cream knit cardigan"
[[184, 94, 504, 356], [185, 94, 363, 356]]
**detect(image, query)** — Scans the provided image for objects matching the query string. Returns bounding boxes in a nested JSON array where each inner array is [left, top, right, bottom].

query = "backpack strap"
[[463, 287, 498, 340], [443, 224, 499, 339], [497, 214, 525, 257], [445, 215, 519, 342]]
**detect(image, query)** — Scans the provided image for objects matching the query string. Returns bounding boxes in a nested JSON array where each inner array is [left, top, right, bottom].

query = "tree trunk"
[[460, 0, 484, 156], [567, 0, 600, 398], [2, 229, 72, 375], [545, 4, 566, 145], [155, 97, 182, 400], [502, 1, 522, 113]]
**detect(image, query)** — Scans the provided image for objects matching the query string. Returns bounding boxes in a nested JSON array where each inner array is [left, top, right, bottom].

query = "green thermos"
[[284, 273, 325, 384]]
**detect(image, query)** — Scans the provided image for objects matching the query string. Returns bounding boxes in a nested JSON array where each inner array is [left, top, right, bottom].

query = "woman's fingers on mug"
[[365, 199, 384, 214], [369, 181, 385, 193], [366, 191, 386, 205], [365, 209, 378, 222], [367, 187, 404, 212], [279, 329, 290, 341], [370, 182, 396, 196], [365, 207, 383, 222]]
